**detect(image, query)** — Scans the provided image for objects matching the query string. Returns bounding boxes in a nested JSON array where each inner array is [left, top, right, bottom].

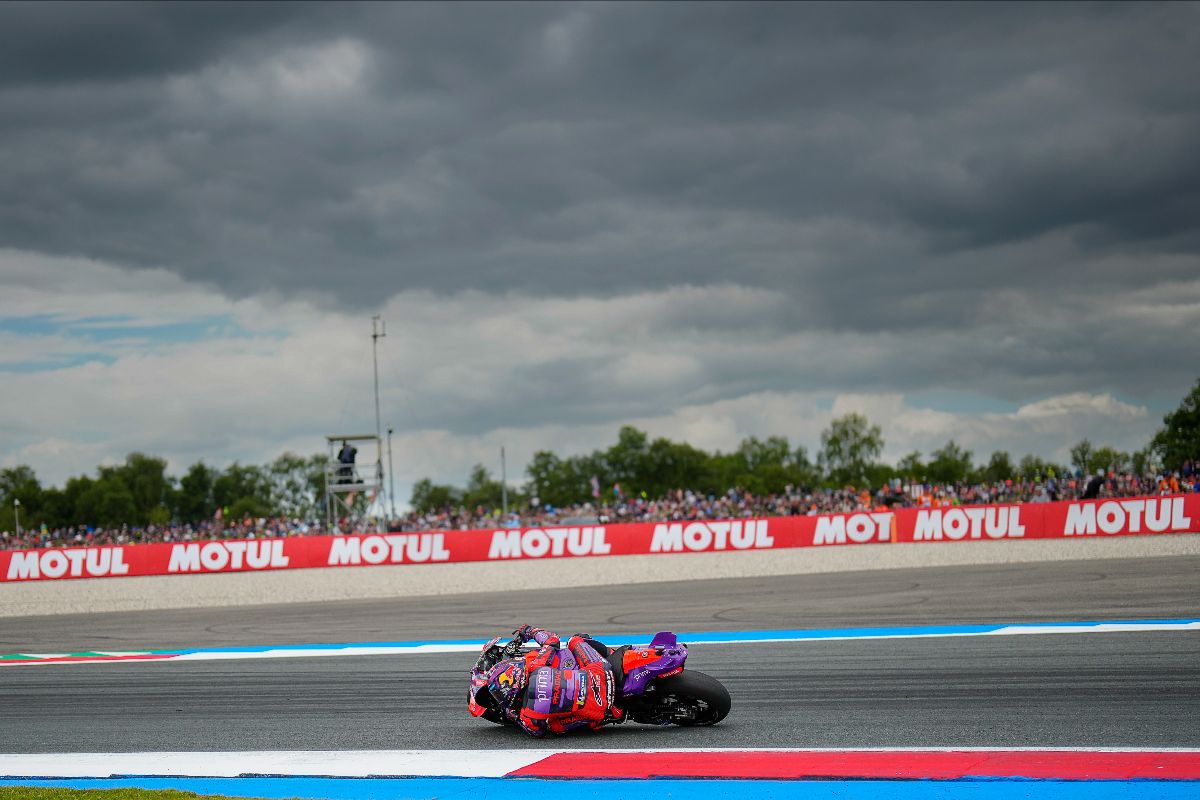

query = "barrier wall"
[[1, 494, 1196, 583]]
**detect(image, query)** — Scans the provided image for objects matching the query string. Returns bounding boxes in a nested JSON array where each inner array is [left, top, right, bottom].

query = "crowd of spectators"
[[0, 514, 375, 551], [394, 466, 1198, 531], [4, 465, 1195, 551]]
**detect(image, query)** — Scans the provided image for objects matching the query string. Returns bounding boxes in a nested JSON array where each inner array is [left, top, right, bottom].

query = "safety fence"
[[1, 494, 1195, 582]]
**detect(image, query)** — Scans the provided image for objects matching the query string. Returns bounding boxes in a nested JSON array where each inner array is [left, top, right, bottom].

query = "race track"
[[2, 555, 1198, 753]]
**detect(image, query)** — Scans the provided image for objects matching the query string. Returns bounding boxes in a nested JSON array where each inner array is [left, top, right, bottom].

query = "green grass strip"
[[0, 787, 258, 800]]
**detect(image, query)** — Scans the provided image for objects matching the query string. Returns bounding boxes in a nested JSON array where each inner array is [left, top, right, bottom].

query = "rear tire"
[[651, 670, 731, 726]]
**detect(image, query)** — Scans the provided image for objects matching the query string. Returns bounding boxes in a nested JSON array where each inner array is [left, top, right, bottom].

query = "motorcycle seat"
[[605, 645, 630, 687]]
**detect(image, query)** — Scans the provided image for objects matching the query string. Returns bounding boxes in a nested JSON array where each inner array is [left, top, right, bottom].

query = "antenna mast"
[[372, 316, 386, 523], [371, 316, 385, 446]]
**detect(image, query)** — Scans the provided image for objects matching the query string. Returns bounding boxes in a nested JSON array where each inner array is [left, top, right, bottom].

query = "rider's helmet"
[[468, 637, 528, 719]]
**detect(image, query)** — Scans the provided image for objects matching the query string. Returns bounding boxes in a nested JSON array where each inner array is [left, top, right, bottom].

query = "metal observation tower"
[[322, 316, 388, 533], [322, 433, 383, 533]]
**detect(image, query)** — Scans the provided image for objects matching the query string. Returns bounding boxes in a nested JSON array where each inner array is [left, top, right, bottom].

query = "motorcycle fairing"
[[620, 631, 688, 696], [467, 636, 502, 717]]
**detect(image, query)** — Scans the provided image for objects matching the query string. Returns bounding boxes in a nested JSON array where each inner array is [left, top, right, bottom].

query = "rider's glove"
[[513, 625, 560, 647]]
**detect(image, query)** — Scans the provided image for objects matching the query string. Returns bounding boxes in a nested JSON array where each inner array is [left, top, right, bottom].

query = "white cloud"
[[0, 250, 1176, 507]]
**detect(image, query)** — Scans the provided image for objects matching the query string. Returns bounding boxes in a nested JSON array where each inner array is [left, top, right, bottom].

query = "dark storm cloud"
[[1, 1, 1197, 410], [0, 2, 311, 86]]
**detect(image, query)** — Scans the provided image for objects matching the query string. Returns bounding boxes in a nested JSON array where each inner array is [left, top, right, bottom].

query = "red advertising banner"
[[1, 494, 1196, 583]]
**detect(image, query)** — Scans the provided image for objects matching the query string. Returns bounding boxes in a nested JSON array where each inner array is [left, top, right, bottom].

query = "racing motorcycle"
[[470, 631, 731, 728]]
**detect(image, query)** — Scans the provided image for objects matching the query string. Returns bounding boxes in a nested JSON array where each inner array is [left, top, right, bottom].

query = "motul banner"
[[1, 494, 1196, 583]]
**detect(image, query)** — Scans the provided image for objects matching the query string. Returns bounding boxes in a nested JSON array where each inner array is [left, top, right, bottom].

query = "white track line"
[[6, 621, 1197, 667], [3, 748, 1200, 779]]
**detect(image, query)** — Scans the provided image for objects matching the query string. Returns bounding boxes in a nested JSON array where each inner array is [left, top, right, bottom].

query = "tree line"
[[2, 378, 1197, 529], [409, 378, 1199, 513], [0, 452, 341, 533]]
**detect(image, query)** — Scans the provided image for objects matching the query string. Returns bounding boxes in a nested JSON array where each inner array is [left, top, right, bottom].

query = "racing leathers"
[[479, 625, 624, 737]]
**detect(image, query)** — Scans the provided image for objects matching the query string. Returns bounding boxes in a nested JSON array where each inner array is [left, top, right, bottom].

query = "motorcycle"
[[469, 630, 731, 728]]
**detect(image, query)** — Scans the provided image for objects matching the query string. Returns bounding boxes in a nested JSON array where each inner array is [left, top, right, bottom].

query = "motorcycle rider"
[[468, 625, 625, 736]]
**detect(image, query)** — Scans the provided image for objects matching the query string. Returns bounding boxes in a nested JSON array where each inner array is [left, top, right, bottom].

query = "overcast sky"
[[1, 1, 1197, 503]]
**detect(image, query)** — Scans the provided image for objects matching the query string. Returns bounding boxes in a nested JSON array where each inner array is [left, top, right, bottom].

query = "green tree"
[[227, 495, 271, 521], [1152, 378, 1200, 471], [1070, 439, 1094, 474], [819, 413, 884, 485], [59, 474, 95, 526], [895, 451, 924, 479], [644, 438, 713, 497], [268, 452, 328, 520], [738, 436, 791, 472], [1090, 446, 1129, 475], [1017, 454, 1063, 480], [525, 451, 574, 507], [213, 463, 274, 517], [926, 440, 973, 484], [462, 464, 506, 510], [980, 451, 1015, 483], [1131, 447, 1158, 477], [604, 426, 650, 493], [75, 477, 137, 528], [409, 478, 460, 513], [175, 462, 217, 522], [0, 465, 42, 532], [38, 486, 71, 529], [791, 445, 818, 488], [731, 436, 816, 494], [117, 453, 171, 524]]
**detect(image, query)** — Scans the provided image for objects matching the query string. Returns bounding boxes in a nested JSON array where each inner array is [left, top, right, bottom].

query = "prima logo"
[[535, 670, 552, 702]]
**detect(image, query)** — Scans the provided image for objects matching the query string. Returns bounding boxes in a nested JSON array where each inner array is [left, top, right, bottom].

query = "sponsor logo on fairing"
[[912, 507, 1025, 541], [535, 670, 552, 703], [496, 665, 515, 689], [5, 547, 130, 580], [649, 520, 774, 553], [327, 534, 451, 565], [1064, 497, 1191, 535], [487, 527, 611, 559], [589, 673, 603, 705], [813, 513, 894, 545], [168, 540, 289, 573]]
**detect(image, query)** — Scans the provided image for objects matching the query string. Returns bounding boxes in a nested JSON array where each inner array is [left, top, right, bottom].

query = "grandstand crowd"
[[2, 467, 1195, 551]]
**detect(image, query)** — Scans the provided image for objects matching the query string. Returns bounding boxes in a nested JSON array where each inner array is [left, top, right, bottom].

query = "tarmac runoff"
[[2, 531, 1198, 618]]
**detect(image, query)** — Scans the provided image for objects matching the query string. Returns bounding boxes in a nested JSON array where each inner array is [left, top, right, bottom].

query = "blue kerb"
[[156, 618, 1200, 656], [169, 636, 493, 655], [676, 619, 1200, 643]]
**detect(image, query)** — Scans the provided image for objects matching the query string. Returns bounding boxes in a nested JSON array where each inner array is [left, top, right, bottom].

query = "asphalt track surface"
[[2, 555, 1198, 753]]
